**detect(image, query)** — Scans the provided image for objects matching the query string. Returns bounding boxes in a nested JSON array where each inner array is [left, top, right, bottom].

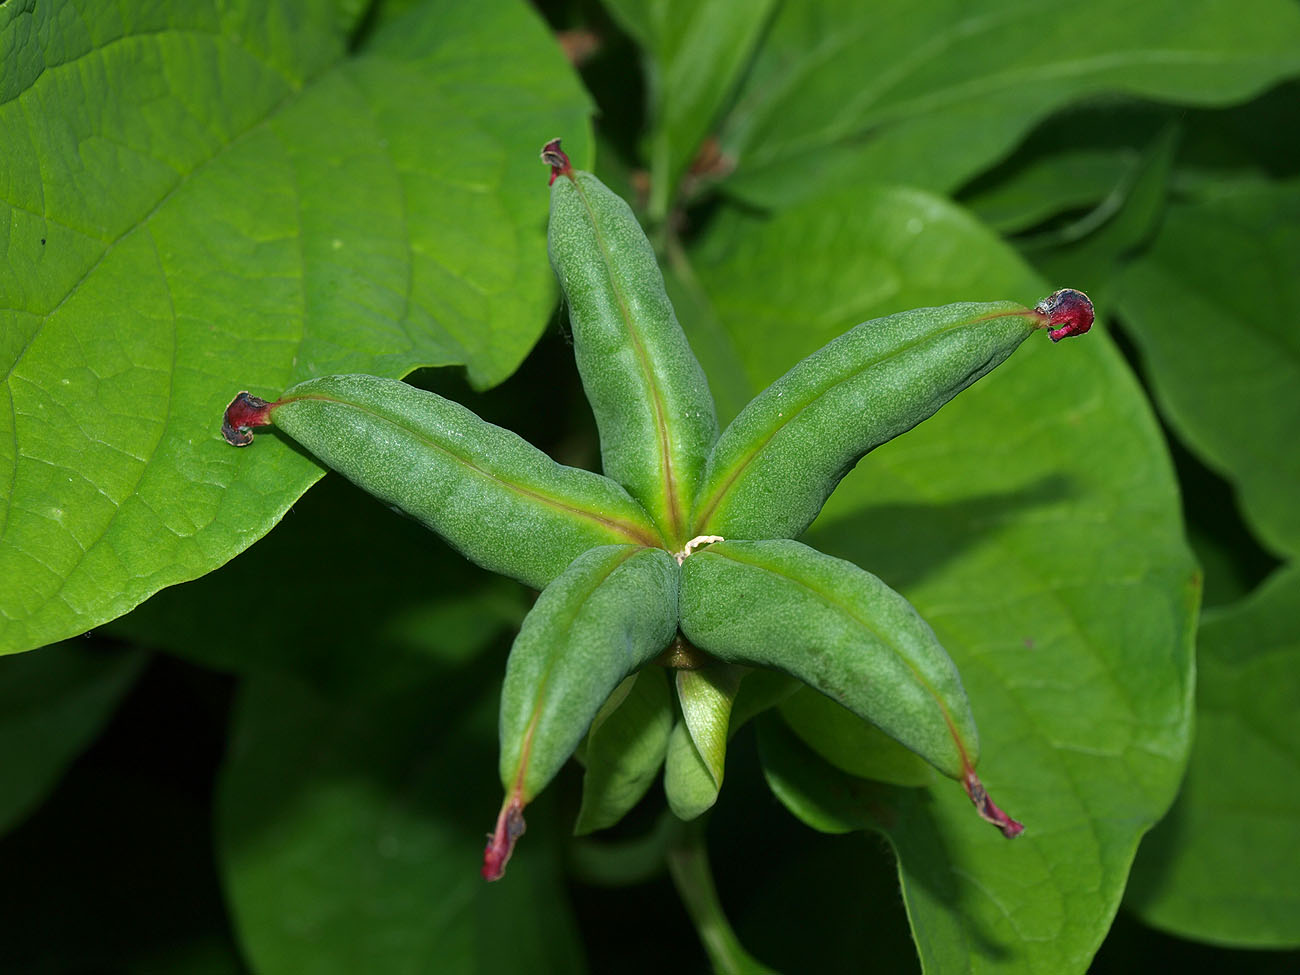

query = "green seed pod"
[[691, 301, 1038, 540], [487, 544, 679, 879], [224, 375, 659, 590], [663, 718, 718, 821], [679, 539, 978, 780], [662, 665, 745, 820], [575, 668, 674, 835], [545, 142, 718, 547]]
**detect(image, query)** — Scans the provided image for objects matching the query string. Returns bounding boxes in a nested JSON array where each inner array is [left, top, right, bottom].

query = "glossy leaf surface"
[[717, 0, 1300, 206], [1116, 181, 1300, 557], [690, 186, 1197, 973], [0, 0, 592, 653], [1126, 566, 1300, 948]]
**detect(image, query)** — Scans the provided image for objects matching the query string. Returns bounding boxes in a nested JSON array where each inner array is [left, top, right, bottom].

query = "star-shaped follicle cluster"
[[222, 139, 1092, 881]]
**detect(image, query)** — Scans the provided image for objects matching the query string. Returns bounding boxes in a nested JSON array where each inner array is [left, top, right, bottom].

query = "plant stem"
[[666, 817, 776, 975]]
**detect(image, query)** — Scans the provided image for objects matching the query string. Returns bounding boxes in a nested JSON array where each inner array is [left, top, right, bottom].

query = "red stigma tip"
[[540, 138, 573, 186], [964, 770, 1024, 839], [482, 796, 526, 881], [222, 391, 275, 447], [1036, 288, 1094, 342]]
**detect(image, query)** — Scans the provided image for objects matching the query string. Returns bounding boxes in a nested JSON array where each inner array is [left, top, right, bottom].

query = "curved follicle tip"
[[482, 795, 526, 881], [1035, 288, 1094, 343], [540, 138, 574, 186], [964, 769, 1024, 839], [222, 391, 275, 447]]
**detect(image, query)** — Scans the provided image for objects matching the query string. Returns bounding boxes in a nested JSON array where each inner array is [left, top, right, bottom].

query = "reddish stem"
[[221, 392, 275, 447], [540, 138, 574, 185], [1036, 288, 1094, 342], [963, 769, 1024, 839], [482, 794, 527, 881]]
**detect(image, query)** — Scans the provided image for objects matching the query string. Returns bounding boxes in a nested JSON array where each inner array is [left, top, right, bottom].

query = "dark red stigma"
[[222, 391, 275, 446], [540, 138, 573, 186], [482, 796, 526, 881], [963, 770, 1024, 839], [1036, 289, 1094, 342]]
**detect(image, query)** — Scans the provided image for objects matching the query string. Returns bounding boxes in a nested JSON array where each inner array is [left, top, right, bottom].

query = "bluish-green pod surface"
[[266, 375, 659, 590], [548, 169, 718, 547], [497, 545, 679, 807], [691, 301, 1037, 540], [679, 540, 978, 781], [575, 668, 674, 835]]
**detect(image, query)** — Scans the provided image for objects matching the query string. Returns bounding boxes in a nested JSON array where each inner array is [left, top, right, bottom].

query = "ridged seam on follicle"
[[691, 304, 1042, 538], [696, 541, 977, 779], [562, 173, 684, 541], [273, 392, 658, 547], [487, 546, 639, 881], [545, 140, 716, 550]]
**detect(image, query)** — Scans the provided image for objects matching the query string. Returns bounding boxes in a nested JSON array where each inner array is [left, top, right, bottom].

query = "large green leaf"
[[716, 0, 1300, 207], [1126, 565, 1300, 948], [107, 472, 526, 694], [1115, 181, 1300, 557], [0, 0, 592, 653], [602, 0, 777, 220], [688, 186, 1198, 972], [219, 668, 585, 974], [0, 640, 144, 834]]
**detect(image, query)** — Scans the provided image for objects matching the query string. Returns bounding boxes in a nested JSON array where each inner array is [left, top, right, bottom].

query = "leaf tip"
[[541, 138, 574, 186], [1035, 289, 1094, 342], [482, 795, 527, 881], [963, 770, 1024, 839], [221, 391, 275, 447]]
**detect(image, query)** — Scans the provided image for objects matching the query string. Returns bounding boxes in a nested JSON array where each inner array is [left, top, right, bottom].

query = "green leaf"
[[962, 149, 1137, 236], [0, 641, 144, 834], [1126, 565, 1300, 948], [0, 0, 593, 653], [717, 0, 1300, 207], [689, 186, 1198, 972], [1115, 181, 1300, 557], [779, 687, 935, 788], [602, 0, 778, 220], [105, 472, 525, 694], [576, 668, 673, 835], [219, 669, 585, 974]]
